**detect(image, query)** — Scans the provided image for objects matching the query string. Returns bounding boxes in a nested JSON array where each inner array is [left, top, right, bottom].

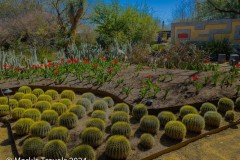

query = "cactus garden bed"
[[0, 86, 240, 160]]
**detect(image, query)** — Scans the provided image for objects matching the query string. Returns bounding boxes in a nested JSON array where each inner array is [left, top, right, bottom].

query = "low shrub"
[[34, 101, 51, 112], [180, 105, 198, 118], [32, 88, 44, 97], [0, 105, 10, 117], [91, 110, 107, 121], [103, 97, 114, 108], [0, 97, 8, 105], [111, 122, 132, 138], [22, 137, 45, 158], [18, 86, 32, 94], [71, 145, 96, 160], [45, 90, 59, 100], [114, 103, 130, 114], [204, 111, 222, 128], [30, 121, 51, 138], [13, 118, 34, 135], [60, 90, 76, 101], [182, 114, 205, 133], [140, 133, 155, 149], [111, 111, 129, 124], [48, 126, 70, 142], [81, 92, 96, 103], [140, 115, 159, 134], [132, 104, 148, 121], [59, 98, 72, 108], [164, 121, 186, 140], [37, 94, 52, 102], [86, 118, 105, 131], [18, 99, 32, 109], [51, 102, 67, 115], [93, 100, 108, 112], [76, 98, 92, 112], [11, 108, 25, 120], [23, 109, 41, 121], [81, 127, 103, 147], [41, 110, 58, 125], [9, 99, 19, 109], [218, 98, 234, 113], [225, 110, 235, 122], [69, 105, 86, 119], [200, 102, 217, 115], [59, 112, 78, 129], [158, 111, 176, 128], [43, 140, 67, 159], [13, 92, 25, 101]]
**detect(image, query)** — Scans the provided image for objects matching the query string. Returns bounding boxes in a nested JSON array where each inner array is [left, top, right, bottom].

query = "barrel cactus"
[[105, 135, 131, 160], [13, 118, 34, 135], [114, 103, 130, 114], [22, 137, 45, 158], [86, 118, 105, 131], [45, 89, 59, 100], [111, 122, 132, 138], [60, 98, 72, 108], [13, 92, 25, 101], [158, 111, 176, 128], [71, 145, 96, 160], [32, 88, 44, 97], [0, 96, 8, 105], [23, 108, 41, 121], [60, 90, 76, 101], [103, 97, 114, 108], [81, 127, 103, 147], [41, 110, 58, 125], [200, 102, 217, 115], [9, 99, 19, 109], [34, 101, 51, 113], [22, 94, 38, 104], [111, 111, 129, 124], [18, 86, 32, 94], [139, 133, 155, 149], [132, 104, 148, 121], [81, 92, 96, 103], [69, 105, 86, 119], [11, 108, 25, 120], [218, 97, 234, 113], [182, 114, 205, 133], [37, 94, 52, 102], [51, 102, 67, 115], [76, 98, 92, 112], [140, 115, 159, 134], [30, 121, 51, 138], [225, 110, 235, 122], [180, 105, 198, 118], [204, 111, 222, 128], [235, 97, 240, 110], [93, 100, 108, 112], [0, 105, 10, 117], [59, 112, 78, 129], [164, 121, 186, 140], [18, 99, 32, 109], [91, 110, 107, 121], [48, 126, 70, 142], [43, 140, 67, 159]]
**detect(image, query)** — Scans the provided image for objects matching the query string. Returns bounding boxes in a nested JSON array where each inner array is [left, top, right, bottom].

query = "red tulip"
[[102, 57, 107, 61], [73, 58, 78, 63], [3, 63, 7, 68], [86, 61, 90, 65], [32, 64, 35, 68], [46, 62, 52, 67], [109, 68, 113, 72], [236, 64, 240, 68], [85, 57, 89, 61], [24, 68, 27, 71], [67, 59, 72, 64], [60, 58, 64, 63], [8, 66, 13, 69], [192, 75, 198, 81], [114, 59, 118, 65], [37, 66, 41, 69], [204, 59, 210, 63], [16, 71, 19, 75], [54, 69, 59, 74]]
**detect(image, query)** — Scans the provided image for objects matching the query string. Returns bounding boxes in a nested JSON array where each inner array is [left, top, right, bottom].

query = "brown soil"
[[0, 122, 14, 159]]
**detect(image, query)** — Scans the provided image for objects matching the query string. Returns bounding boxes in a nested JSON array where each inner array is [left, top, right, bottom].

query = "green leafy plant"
[[122, 86, 133, 97]]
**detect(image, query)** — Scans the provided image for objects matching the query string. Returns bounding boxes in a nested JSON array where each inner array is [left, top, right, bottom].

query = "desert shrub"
[[111, 122, 132, 138], [32, 88, 44, 97], [200, 102, 217, 115], [60, 90, 76, 101], [48, 126, 70, 142], [11, 108, 25, 120], [34, 101, 51, 113], [37, 94, 52, 102], [81, 92, 96, 103], [9, 99, 19, 109], [93, 100, 108, 112], [225, 110, 235, 122], [86, 118, 105, 131], [76, 98, 92, 112], [81, 127, 103, 147], [218, 98, 234, 113], [59, 112, 78, 129], [18, 99, 32, 109], [0, 97, 8, 105], [235, 97, 240, 110], [69, 105, 86, 119], [164, 121, 186, 140], [22, 94, 38, 104], [180, 105, 198, 118], [18, 86, 32, 94], [13, 92, 25, 101], [103, 97, 114, 108], [158, 111, 176, 128], [23, 109, 41, 121], [41, 110, 58, 125], [182, 114, 205, 133], [51, 102, 67, 115], [204, 111, 222, 128], [59, 98, 72, 108], [0, 105, 10, 117], [139, 133, 155, 149], [13, 118, 34, 135], [43, 140, 67, 159], [114, 103, 130, 114], [111, 111, 129, 124], [30, 121, 51, 138], [140, 115, 159, 134], [91, 110, 107, 121], [22, 137, 45, 158], [105, 135, 131, 159], [45, 90, 59, 100], [71, 145, 96, 160], [132, 104, 148, 121]]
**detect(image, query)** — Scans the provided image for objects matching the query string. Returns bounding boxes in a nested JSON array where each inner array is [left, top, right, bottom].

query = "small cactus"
[[86, 118, 105, 131], [182, 114, 205, 133], [111, 111, 129, 124], [59, 112, 78, 129], [48, 126, 70, 142], [32, 88, 44, 97], [0, 96, 8, 105], [235, 97, 240, 110], [41, 110, 58, 125], [81, 92, 96, 103], [71, 145, 96, 160], [81, 127, 103, 147], [103, 96, 115, 108], [13, 92, 25, 101], [9, 99, 19, 109], [105, 135, 131, 160], [30, 121, 51, 138], [139, 133, 155, 149], [91, 110, 107, 121], [45, 89, 59, 100], [60, 90, 76, 101], [114, 103, 130, 114], [140, 115, 159, 134], [13, 118, 34, 135], [218, 98, 234, 113], [180, 105, 198, 118], [22, 137, 45, 158], [34, 101, 51, 113], [51, 102, 67, 115], [37, 94, 52, 102], [204, 111, 222, 128], [76, 98, 92, 112], [18, 99, 32, 109], [22, 94, 38, 104], [11, 108, 25, 120], [69, 105, 86, 119], [23, 108, 41, 121], [225, 110, 235, 122], [200, 102, 217, 115], [132, 104, 148, 121], [0, 105, 10, 117], [59, 98, 72, 108], [111, 122, 132, 138], [43, 140, 67, 159], [18, 86, 32, 94], [93, 100, 108, 112], [164, 121, 186, 140], [158, 111, 176, 128]]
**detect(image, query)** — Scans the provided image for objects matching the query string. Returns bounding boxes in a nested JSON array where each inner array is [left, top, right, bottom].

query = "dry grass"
[[0, 123, 13, 159]]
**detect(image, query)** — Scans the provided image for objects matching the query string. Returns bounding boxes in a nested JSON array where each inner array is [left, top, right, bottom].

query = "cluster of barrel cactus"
[[111, 122, 132, 138]]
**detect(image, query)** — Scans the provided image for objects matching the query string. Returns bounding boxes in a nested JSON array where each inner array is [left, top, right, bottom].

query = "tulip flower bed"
[[0, 86, 240, 160]]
